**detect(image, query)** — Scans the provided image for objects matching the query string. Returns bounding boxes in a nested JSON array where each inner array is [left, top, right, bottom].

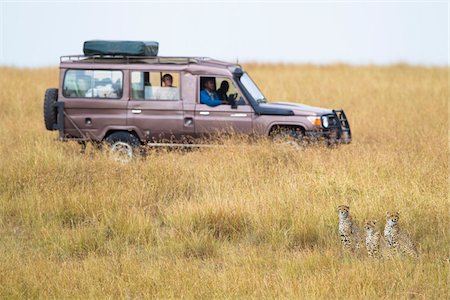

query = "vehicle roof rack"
[[60, 55, 213, 65]]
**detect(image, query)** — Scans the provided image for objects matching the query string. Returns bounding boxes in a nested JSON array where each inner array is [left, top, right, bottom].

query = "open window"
[[131, 71, 180, 100], [199, 76, 246, 105]]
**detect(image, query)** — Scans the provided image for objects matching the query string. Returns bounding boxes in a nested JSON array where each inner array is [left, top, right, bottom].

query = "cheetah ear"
[[386, 211, 389, 216]]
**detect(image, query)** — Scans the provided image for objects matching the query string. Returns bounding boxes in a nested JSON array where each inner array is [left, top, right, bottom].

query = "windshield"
[[240, 72, 267, 104]]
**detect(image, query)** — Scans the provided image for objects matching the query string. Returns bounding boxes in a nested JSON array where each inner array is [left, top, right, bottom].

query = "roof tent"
[[83, 40, 159, 56]]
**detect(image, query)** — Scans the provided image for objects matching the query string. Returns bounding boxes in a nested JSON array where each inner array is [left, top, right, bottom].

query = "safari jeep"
[[44, 40, 351, 160]]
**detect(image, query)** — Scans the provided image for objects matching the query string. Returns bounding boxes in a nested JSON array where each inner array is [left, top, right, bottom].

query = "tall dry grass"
[[0, 64, 448, 298]]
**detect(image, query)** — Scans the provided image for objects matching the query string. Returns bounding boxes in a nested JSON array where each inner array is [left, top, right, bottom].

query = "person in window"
[[162, 74, 174, 87], [156, 73, 179, 100], [216, 80, 229, 102], [200, 78, 222, 107]]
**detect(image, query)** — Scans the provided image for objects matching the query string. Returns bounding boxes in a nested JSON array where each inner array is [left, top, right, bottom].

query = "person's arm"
[[200, 90, 222, 107]]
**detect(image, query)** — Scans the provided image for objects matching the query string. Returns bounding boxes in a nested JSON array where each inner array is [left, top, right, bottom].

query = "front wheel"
[[270, 127, 305, 148], [105, 132, 140, 163]]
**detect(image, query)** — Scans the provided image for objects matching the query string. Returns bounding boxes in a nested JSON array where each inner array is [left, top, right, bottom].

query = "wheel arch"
[[100, 126, 144, 142], [267, 122, 307, 136], [103, 128, 143, 143]]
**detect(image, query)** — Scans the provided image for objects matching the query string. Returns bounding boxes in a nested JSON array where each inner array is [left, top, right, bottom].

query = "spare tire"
[[44, 88, 58, 131]]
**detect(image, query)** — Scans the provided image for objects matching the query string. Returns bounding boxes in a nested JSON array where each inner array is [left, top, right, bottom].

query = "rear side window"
[[131, 71, 180, 100], [63, 69, 123, 99]]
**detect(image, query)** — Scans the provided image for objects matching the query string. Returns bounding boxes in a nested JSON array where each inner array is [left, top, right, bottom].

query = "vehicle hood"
[[262, 102, 333, 115]]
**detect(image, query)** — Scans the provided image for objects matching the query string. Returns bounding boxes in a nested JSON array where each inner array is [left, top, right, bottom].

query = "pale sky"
[[0, 1, 448, 67]]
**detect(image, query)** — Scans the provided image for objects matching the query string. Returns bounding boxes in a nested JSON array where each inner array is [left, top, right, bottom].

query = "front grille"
[[327, 115, 340, 127], [333, 109, 352, 143], [318, 110, 352, 144]]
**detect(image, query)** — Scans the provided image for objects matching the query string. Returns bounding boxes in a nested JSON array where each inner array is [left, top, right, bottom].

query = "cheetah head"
[[386, 211, 399, 226], [364, 220, 377, 233], [337, 205, 350, 219]]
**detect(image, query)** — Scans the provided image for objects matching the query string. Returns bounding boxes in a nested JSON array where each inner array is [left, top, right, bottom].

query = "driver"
[[216, 80, 229, 102]]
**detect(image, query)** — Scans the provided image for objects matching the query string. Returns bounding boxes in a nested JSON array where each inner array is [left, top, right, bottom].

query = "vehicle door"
[[194, 76, 253, 137], [127, 70, 185, 142], [61, 68, 127, 140]]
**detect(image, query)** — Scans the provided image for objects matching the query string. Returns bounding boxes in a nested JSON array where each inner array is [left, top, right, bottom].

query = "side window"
[[131, 71, 180, 100], [63, 69, 122, 99], [199, 76, 246, 105]]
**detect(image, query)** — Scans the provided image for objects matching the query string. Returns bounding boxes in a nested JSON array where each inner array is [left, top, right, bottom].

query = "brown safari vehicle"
[[44, 40, 351, 161]]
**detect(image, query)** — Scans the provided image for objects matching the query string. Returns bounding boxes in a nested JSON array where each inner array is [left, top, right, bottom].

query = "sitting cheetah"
[[363, 220, 381, 258], [337, 205, 362, 251], [384, 212, 419, 258]]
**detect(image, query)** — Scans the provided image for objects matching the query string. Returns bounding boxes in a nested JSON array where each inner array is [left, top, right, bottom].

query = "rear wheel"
[[105, 132, 140, 163]]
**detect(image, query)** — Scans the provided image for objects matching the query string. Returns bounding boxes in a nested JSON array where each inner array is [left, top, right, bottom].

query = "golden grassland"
[[0, 64, 448, 298]]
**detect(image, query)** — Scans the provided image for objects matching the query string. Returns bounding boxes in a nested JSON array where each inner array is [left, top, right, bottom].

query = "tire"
[[105, 131, 141, 163], [44, 88, 58, 131], [271, 126, 305, 148]]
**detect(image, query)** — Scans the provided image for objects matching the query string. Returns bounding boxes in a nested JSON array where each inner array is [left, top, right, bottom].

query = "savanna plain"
[[0, 64, 448, 299]]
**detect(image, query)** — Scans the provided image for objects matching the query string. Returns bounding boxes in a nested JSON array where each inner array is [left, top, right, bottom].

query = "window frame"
[[129, 70, 182, 101], [62, 68, 124, 100]]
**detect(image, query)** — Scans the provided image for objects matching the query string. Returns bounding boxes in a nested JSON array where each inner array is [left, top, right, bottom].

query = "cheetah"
[[337, 205, 362, 251], [384, 212, 419, 258], [363, 220, 381, 258]]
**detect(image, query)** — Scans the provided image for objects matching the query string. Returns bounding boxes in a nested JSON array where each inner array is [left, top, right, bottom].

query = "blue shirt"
[[200, 89, 222, 107]]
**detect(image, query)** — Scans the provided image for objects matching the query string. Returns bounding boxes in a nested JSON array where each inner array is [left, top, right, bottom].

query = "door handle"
[[199, 111, 210, 115], [230, 113, 247, 117], [131, 109, 142, 114]]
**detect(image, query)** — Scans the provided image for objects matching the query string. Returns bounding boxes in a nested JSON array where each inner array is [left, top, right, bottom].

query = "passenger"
[[200, 78, 222, 107], [216, 80, 229, 102], [155, 73, 179, 100], [162, 74, 174, 87]]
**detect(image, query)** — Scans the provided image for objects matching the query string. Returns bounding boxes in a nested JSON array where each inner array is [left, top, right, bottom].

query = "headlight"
[[307, 116, 321, 126], [321, 116, 329, 128]]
